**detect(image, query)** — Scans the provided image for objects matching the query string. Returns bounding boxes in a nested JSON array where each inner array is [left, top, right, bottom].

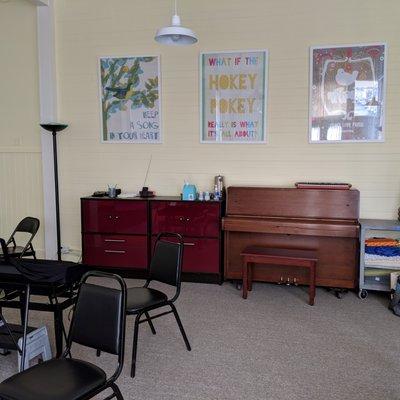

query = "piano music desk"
[[241, 246, 317, 305]]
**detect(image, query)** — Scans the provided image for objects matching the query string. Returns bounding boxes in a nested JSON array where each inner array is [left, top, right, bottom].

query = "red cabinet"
[[81, 197, 223, 281], [151, 201, 222, 277], [150, 236, 220, 274], [152, 201, 220, 237], [82, 200, 147, 234], [81, 199, 148, 270], [83, 234, 147, 269]]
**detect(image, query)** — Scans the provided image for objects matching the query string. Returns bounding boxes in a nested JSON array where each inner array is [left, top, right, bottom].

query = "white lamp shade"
[[155, 13, 197, 45], [155, 25, 197, 45]]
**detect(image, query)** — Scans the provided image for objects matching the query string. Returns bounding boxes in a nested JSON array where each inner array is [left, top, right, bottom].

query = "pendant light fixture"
[[155, 0, 198, 46]]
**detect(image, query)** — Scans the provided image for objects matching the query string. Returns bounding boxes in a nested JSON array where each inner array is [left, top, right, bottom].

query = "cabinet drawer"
[[82, 199, 148, 234], [83, 234, 147, 269], [151, 236, 220, 274], [151, 201, 220, 237]]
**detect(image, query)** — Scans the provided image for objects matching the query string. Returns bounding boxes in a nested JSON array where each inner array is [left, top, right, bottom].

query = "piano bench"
[[240, 246, 318, 306]]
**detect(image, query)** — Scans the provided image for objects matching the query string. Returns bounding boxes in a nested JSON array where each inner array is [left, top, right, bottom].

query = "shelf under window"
[[364, 263, 400, 270], [363, 268, 392, 292]]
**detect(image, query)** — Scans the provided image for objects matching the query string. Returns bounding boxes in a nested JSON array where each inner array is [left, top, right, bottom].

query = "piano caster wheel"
[[358, 289, 368, 299]]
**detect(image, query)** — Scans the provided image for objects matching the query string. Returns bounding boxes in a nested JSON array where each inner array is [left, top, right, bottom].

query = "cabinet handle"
[[115, 216, 119, 219], [184, 242, 195, 246], [104, 250, 126, 254], [108, 216, 112, 219], [104, 239, 126, 243], [186, 218, 190, 222], [179, 217, 184, 221]]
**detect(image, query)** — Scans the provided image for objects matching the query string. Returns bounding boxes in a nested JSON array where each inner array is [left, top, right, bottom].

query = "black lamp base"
[[40, 123, 68, 260]]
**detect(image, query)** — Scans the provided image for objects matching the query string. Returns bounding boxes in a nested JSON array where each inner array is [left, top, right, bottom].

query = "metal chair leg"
[[144, 311, 156, 335], [170, 303, 191, 351], [49, 296, 71, 358], [111, 383, 124, 400], [130, 313, 141, 378], [0, 310, 10, 356], [54, 308, 64, 357]]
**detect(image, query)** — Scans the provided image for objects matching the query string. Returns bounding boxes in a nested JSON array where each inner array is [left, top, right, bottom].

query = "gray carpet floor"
[[0, 280, 399, 400]]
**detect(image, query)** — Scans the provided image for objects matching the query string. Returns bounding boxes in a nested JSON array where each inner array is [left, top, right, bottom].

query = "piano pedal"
[[278, 277, 297, 286]]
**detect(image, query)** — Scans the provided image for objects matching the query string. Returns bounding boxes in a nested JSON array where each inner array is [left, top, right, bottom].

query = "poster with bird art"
[[309, 44, 386, 143], [99, 56, 161, 143]]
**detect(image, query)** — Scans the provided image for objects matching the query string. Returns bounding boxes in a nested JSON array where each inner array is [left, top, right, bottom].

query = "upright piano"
[[222, 187, 360, 289]]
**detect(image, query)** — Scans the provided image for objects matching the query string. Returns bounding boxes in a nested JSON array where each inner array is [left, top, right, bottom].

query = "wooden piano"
[[222, 187, 360, 289]]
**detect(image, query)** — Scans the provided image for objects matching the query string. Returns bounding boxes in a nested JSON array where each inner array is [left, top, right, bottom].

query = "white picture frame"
[[98, 55, 162, 144], [309, 43, 387, 143], [200, 50, 268, 144]]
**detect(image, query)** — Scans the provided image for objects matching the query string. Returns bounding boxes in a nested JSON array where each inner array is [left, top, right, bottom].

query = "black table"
[[0, 263, 80, 359]]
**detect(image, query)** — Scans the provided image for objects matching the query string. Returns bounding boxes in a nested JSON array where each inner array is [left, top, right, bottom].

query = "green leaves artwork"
[[99, 56, 161, 143]]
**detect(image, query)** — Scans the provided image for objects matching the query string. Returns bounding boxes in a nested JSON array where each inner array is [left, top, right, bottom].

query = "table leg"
[[20, 285, 31, 371], [54, 309, 64, 357], [309, 263, 316, 306], [247, 263, 253, 291], [242, 261, 248, 299], [19, 293, 26, 326]]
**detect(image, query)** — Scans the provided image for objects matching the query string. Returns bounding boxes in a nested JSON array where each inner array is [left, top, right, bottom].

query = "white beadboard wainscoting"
[[0, 149, 45, 256]]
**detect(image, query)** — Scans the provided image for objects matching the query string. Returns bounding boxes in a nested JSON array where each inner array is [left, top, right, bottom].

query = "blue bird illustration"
[[106, 82, 134, 99]]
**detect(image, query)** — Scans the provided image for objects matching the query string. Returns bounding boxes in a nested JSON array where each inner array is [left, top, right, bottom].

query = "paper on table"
[[118, 192, 138, 198]]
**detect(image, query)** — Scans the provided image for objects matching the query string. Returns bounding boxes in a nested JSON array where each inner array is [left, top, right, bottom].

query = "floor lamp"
[[40, 123, 68, 261]]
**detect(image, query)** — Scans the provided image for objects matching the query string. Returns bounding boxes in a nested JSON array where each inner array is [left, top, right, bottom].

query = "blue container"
[[182, 183, 197, 201]]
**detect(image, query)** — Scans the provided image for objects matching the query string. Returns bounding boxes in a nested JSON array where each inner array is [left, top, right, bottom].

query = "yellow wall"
[[0, 0, 44, 254], [55, 0, 400, 251]]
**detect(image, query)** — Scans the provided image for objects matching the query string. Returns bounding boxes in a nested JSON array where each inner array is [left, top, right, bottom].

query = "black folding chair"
[[0, 238, 10, 264], [0, 217, 40, 259], [0, 238, 32, 365], [126, 232, 191, 378], [0, 271, 127, 400]]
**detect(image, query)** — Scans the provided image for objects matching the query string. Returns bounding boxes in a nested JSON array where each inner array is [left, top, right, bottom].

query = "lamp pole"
[[40, 123, 68, 261]]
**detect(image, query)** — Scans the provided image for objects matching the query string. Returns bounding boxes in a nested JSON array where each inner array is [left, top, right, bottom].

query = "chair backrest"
[[14, 217, 40, 235], [68, 272, 126, 361], [7, 217, 40, 251], [148, 233, 184, 287], [0, 238, 10, 263]]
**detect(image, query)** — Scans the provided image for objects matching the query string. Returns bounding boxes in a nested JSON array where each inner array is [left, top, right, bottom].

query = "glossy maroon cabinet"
[[151, 201, 220, 237], [151, 201, 222, 278], [83, 234, 147, 269], [81, 197, 223, 281], [81, 198, 148, 270], [151, 236, 220, 274], [82, 200, 147, 234]]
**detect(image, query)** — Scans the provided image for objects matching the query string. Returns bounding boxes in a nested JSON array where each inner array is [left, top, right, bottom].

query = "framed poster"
[[309, 43, 386, 143], [200, 50, 268, 143], [99, 56, 161, 143]]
